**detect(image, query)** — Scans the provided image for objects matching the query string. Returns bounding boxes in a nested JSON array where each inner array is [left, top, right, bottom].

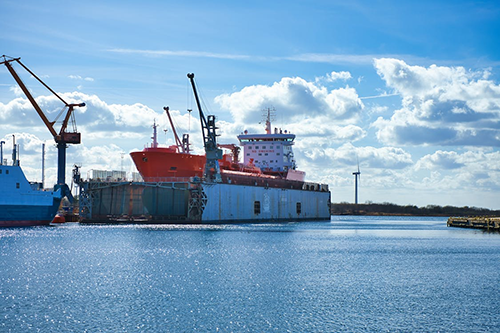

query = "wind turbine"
[[352, 160, 361, 204]]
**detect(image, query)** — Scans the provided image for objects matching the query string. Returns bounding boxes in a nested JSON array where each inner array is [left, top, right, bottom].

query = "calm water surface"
[[1, 216, 499, 332]]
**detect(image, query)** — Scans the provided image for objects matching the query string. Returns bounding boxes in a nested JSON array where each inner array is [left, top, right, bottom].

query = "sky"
[[1, 0, 499, 209]]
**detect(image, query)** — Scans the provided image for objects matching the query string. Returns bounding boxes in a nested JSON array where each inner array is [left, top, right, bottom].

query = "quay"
[[447, 216, 500, 231]]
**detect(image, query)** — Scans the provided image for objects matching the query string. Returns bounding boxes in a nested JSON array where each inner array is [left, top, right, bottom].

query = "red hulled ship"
[[130, 107, 206, 181], [131, 106, 306, 185]]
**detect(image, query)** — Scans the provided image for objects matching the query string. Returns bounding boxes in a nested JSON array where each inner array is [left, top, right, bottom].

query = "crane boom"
[[2, 58, 58, 138], [163, 106, 184, 153], [187, 73, 222, 182]]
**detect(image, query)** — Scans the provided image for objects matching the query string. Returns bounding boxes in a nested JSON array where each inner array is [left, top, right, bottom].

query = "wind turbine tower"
[[353, 163, 361, 204]]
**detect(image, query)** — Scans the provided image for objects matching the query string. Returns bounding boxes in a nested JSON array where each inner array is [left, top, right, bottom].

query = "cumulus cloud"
[[0, 91, 175, 136], [412, 149, 500, 193], [416, 149, 500, 171], [300, 142, 413, 170], [321, 71, 352, 82], [415, 150, 464, 170], [0, 132, 50, 157], [328, 71, 352, 81], [214, 75, 365, 145], [373, 58, 500, 146]]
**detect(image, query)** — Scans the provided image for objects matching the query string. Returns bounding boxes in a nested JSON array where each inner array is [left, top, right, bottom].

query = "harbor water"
[[1, 216, 499, 332]]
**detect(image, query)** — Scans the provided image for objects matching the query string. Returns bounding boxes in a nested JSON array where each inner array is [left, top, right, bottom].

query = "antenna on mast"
[[262, 107, 276, 134], [42, 143, 45, 188]]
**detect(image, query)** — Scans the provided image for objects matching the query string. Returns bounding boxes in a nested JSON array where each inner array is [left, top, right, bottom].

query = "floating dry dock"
[[447, 216, 500, 231], [77, 178, 331, 224]]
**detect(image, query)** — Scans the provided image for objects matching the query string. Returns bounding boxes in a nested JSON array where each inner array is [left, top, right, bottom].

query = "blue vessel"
[[0, 163, 61, 227]]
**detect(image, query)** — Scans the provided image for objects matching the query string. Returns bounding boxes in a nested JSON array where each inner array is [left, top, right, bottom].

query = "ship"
[[74, 73, 330, 224], [0, 141, 62, 227], [130, 107, 206, 181], [132, 105, 306, 185]]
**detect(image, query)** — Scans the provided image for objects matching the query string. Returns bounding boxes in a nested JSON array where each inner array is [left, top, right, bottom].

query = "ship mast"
[[262, 107, 275, 134], [151, 120, 159, 148]]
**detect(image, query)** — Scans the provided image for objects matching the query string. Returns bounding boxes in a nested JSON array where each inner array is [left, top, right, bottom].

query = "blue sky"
[[1, 0, 499, 209]]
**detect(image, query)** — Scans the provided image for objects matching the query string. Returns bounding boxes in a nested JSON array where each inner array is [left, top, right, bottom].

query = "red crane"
[[1, 55, 85, 201]]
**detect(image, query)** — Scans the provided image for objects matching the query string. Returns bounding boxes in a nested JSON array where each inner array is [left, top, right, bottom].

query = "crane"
[[1, 55, 85, 201], [163, 106, 190, 153], [187, 73, 222, 182]]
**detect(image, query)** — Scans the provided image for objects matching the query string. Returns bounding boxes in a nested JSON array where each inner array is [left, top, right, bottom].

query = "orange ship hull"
[[130, 148, 206, 181]]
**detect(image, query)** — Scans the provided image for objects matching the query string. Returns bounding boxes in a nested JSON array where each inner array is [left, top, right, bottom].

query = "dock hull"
[[201, 183, 330, 222], [78, 180, 330, 224]]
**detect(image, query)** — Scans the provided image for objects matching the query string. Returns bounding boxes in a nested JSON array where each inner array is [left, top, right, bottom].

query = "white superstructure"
[[237, 108, 305, 181]]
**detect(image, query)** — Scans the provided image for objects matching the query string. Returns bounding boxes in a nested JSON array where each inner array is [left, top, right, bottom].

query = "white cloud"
[[373, 58, 500, 146], [69, 75, 94, 82], [416, 149, 500, 172], [325, 71, 352, 82], [0, 91, 167, 134], [316, 71, 352, 82], [215, 75, 364, 132], [415, 150, 464, 170], [299, 143, 413, 172], [9, 85, 24, 97], [108, 48, 251, 60], [412, 149, 500, 193]]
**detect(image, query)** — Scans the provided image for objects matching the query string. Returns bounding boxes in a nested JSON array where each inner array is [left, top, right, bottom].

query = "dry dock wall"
[[79, 181, 190, 222], [201, 183, 331, 222], [79, 180, 331, 223]]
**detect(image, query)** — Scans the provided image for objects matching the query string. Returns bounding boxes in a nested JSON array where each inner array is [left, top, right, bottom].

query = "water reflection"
[[1, 216, 499, 332]]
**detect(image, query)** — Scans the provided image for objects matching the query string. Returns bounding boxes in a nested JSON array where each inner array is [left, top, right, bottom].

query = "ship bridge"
[[237, 128, 297, 174]]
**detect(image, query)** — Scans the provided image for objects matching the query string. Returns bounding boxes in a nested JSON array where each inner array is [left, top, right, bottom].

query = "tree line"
[[331, 202, 500, 216]]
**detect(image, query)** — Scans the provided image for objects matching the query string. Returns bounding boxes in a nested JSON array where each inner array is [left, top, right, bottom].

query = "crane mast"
[[1, 56, 85, 201], [187, 73, 222, 182]]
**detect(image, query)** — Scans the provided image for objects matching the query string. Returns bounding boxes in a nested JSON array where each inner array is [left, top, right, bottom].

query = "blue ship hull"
[[0, 202, 62, 227], [0, 164, 62, 227]]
